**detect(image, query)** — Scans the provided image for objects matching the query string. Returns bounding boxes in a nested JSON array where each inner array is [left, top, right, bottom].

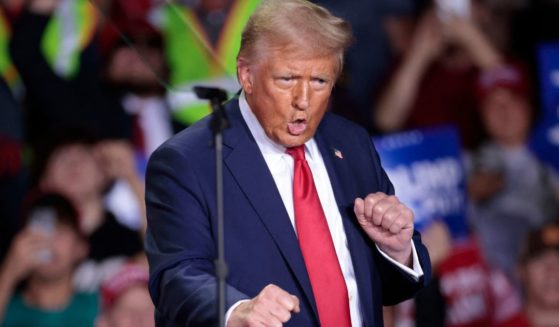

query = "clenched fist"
[[228, 284, 300, 327], [354, 193, 414, 266]]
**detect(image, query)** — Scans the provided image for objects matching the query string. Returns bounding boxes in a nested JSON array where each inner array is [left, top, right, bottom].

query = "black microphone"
[[193, 86, 230, 133], [193, 86, 229, 327], [193, 86, 228, 104]]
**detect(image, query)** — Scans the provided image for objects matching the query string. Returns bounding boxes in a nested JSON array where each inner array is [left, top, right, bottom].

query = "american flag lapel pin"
[[334, 148, 343, 159]]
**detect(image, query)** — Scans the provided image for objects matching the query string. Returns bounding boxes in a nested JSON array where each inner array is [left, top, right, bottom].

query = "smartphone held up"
[[28, 207, 56, 263], [436, 0, 470, 21]]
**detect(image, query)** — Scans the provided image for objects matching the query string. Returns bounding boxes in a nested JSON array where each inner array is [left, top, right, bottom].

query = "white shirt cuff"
[[225, 299, 250, 326], [376, 241, 424, 281]]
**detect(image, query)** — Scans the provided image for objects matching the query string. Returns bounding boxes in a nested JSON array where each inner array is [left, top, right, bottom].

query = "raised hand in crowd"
[[440, 14, 502, 70], [409, 11, 446, 71], [95, 140, 147, 235], [374, 6, 503, 136], [0, 228, 51, 321], [374, 11, 445, 132], [0, 228, 50, 284]]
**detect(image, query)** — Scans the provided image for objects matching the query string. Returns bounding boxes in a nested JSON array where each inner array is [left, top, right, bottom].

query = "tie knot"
[[286, 145, 305, 160]]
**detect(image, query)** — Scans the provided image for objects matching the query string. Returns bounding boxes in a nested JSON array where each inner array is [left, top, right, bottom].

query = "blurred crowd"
[[0, 0, 558, 326]]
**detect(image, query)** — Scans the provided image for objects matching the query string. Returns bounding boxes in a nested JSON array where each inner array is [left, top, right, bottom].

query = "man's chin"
[[278, 134, 312, 148]]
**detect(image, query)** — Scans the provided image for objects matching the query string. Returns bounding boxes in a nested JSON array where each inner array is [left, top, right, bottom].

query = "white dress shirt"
[[225, 93, 423, 325]]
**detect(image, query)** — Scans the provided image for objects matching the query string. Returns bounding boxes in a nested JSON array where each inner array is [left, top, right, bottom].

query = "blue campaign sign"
[[537, 42, 559, 117], [530, 42, 559, 172], [373, 126, 469, 240], [530, 116, 559, 172]]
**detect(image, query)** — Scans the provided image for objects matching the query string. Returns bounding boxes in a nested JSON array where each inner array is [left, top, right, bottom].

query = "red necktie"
[[287, 145, 351, 327]]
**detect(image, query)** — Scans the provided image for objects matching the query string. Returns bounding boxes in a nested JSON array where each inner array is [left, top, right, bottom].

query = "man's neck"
[[526, 303, 559, 327], [23, 274, 74, 310]]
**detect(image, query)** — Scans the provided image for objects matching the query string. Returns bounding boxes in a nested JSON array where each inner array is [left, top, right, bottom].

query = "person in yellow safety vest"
[[41, 0, 98, 80], [153, 0, 261, 126]]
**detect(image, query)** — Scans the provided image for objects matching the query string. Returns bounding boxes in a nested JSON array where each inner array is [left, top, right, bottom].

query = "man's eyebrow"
[[312, 74, 332, 81], [273, 73, 303, 78]]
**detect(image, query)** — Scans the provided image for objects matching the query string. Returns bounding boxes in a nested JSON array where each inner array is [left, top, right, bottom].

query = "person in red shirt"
[[374, 2, 504, 149]]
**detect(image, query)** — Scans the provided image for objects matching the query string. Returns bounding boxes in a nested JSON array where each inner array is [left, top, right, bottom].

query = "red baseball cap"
[[101, 263, 150, 311], [476, 63, 531, 103]]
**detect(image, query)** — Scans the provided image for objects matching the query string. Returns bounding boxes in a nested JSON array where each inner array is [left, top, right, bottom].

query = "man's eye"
[[312, 78, 329, 88], [275, 76, 295, 87]]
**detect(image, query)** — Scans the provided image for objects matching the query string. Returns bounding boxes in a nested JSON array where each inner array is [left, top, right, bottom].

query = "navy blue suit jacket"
[[145, 99, 431, 326]]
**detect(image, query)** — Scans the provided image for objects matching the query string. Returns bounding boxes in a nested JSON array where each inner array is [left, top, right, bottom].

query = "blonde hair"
[[238, 0, 352, 76]]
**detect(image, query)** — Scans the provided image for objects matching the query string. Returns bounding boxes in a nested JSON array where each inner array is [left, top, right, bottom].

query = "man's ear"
[[237, 58, 254, 94]]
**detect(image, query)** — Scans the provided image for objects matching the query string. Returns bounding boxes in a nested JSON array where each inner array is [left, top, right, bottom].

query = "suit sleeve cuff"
[[225, 299, 250, 326], [376, 241, 424, 281]]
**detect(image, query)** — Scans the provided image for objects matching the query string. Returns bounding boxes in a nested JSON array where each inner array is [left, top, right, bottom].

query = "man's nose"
[[292, 82, 310, 110]]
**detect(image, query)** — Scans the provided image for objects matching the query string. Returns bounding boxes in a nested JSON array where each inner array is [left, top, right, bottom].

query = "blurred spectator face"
[[100, 0, 167, 96], [106, 42, 165, 91], [106, 32, 167, 94], [41, 143, 106, 200], [521, 249, 559, 309], [519, 222, 559, 310], [99, 285, 154, 327], [481, 88, 531, 145], [102, 0, 165, 92], [33, 222, 88, 281]]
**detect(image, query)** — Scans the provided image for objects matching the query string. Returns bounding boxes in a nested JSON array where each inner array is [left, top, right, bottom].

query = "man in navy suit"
[[145, 0, 431, 326]]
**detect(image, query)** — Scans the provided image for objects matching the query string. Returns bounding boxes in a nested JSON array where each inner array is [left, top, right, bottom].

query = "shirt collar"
[[238, 92, 318, 160]]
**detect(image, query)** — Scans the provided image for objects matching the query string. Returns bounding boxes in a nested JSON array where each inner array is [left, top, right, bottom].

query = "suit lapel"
[[222, 102, 318, 318], [315, 119, 377, 326]]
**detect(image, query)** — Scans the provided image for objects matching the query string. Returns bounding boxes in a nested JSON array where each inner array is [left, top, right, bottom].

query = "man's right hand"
[[228, 284, 300, 327]]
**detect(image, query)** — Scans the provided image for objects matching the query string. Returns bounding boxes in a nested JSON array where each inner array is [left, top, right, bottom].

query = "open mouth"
[[288, 119, 307, 135]]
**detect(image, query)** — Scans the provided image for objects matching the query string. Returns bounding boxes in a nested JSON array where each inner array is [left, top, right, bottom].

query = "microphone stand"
[[193, 86, 229, 327]]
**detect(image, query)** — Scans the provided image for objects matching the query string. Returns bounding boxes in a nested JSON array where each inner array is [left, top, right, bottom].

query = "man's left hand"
[[354, 193, 414, 266]]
